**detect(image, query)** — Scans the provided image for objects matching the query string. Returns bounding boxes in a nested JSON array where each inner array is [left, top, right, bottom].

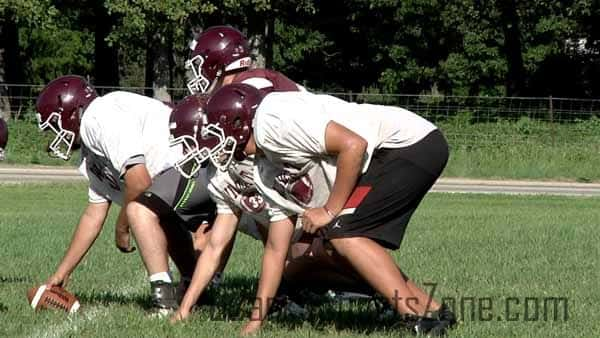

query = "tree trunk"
[[1, 12, 26, 120], [0, 24, 11, 120], [144, 28, 155, 97], [499, 0, 525, 96], [145, 27, 171, 103], [264, 16, 274, 69], [93, 5, 119, 87]]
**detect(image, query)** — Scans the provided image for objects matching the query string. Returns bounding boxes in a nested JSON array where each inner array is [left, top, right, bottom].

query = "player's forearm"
[[180, 214, 239, 313], [56, 204, 108, 276], [119, 164, 152, 229], [251, 244, 288, 322], [115, 206, 129, 231], [326, 142, 366, 213], [179, 241, 226, 313]]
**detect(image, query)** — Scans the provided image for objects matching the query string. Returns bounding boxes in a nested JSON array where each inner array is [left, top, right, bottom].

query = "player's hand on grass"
[[302, 207, 334, 234], [170, 309, 189, 324], [240, 320, 263, 336], [115, 225, 136, 253], [45, 272, 69, 288]]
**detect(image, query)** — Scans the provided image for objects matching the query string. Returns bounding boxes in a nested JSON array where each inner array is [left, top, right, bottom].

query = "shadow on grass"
[[75, 274, 409, 335], [206, 275, 407, 335], [77, 290, 152, 309]]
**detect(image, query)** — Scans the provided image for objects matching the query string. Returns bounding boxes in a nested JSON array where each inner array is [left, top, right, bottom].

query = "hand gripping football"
[[27, 285, 80, 313]]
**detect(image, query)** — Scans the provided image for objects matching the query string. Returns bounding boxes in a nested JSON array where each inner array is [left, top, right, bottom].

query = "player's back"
[[232, 68, 305, 94], [80, 91, 177, 179]]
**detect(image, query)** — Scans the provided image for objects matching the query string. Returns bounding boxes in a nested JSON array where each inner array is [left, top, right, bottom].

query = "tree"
[[0, 0, 59, 119]]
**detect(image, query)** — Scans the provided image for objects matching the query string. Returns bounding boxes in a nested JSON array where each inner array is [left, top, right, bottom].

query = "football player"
[[0, 117, 7, 161], [197, 84, 457, 336], [178, 24, 376, 312], [185, 25, 303, 96], [35, 75, 212, 312], [169, 92, 372, 324], [113, 26, 306, 313]]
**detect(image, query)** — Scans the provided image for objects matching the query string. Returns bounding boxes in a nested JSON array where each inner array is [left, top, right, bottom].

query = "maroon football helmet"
[[36, 75, 97, 160], [168, 94, 212, 178], [0, 118, 8, 161], [204, 83, 264, 170], [186, 25, 251, 94]]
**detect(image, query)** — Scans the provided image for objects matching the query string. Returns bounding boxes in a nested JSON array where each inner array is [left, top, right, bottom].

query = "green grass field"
[[1, 182, 598, 337]]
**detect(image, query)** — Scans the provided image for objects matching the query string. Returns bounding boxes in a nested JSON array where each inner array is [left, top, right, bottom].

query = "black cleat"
[[267, 294, 308, 319], [428, 303, 457, 327], [149, 281, 178, 317], [394, 308, 456, 336]]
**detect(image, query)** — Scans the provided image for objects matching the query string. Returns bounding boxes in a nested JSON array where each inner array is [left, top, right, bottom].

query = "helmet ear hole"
[[219, 115, 228, 124], [233, 117, 243, 129]]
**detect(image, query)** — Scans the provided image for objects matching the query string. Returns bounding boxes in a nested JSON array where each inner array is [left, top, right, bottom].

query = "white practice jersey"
[[253, 91, 437, 177], [78, 91, 179, 204], [207, 157, 306, 240], [253, 155, 334, 215]]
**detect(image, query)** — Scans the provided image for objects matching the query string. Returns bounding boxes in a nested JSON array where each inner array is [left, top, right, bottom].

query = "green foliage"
[[3, 117, 599, 181], [273, 21, 332, 77], [22, 27, 94, 84], [2, 118, 80, 166], [0, 0, 58, 27], [3, 0, 600, 96]]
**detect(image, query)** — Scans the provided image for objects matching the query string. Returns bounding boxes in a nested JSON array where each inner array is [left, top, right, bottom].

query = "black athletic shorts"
[[135, 167, 216, 232], [326, 129, 449, 250]]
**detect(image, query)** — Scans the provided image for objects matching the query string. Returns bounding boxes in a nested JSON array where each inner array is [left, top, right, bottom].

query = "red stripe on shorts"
[[343, 186, 372, 209]]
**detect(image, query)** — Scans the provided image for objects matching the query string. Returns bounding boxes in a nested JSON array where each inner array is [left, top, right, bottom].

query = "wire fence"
[[2, 83, 599, 148]]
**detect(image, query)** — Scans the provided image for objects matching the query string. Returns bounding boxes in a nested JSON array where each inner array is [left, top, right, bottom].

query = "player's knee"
[[329, 237, 360, 257], [126, 201, 157, 224]]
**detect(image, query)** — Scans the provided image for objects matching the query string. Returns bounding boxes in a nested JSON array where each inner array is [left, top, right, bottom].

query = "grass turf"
[[0, 182, 598, 337]]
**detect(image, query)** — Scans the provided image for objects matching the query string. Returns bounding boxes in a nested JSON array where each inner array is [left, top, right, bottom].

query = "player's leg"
[[326, 130, 454, 333], [129, 167, 214, 310], [283, 236, 374, 296], [329, 236, 425, 312]]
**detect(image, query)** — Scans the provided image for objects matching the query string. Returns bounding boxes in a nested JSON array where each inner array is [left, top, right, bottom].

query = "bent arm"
[[116, 163, 152, 248], [323, 121, 367, 214]]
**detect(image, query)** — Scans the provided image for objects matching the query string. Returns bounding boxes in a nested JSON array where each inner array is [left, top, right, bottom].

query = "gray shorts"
[[135, 167, 216, 232]]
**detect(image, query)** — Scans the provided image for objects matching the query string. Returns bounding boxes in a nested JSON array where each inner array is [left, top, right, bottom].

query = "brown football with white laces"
[[27, 285, 80, 313]]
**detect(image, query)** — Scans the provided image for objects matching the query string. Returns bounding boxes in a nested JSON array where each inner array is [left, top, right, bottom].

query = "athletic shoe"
[[149, 281, 178, 318], [427, 304, 457, 327], [268, 294, 308, 319], [394, 312, 455, 336], [209, 272, 223, 289]]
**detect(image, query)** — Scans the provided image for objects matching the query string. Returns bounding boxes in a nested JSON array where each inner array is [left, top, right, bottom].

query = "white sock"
[[149, 272, 172, 283]]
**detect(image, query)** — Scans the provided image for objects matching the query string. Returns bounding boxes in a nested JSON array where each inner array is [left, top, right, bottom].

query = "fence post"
[[549, 95, 555, 146]]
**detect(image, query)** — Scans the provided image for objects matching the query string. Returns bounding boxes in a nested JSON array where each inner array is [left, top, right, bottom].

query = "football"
[[26, 285, 80, 313]]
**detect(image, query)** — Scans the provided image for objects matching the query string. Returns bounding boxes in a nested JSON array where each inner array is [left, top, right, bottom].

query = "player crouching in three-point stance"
[[168, 90, 375, 322], [196, 83, 457, 336], [35, 75, 207, 313]]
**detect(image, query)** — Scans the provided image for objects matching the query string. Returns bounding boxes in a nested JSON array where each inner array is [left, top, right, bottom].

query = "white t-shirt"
[[253, 91, 437, 176], [253, 155, 334, 215], [78, 91, 178, 204], [207, 157, 302, 238]]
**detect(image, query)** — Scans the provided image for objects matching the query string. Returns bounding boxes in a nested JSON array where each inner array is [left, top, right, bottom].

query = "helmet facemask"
[[185, 55, 211, 94], [37, 111, 76, 161], [169, 120, 212, 178], [201, 123, 237, 171]]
